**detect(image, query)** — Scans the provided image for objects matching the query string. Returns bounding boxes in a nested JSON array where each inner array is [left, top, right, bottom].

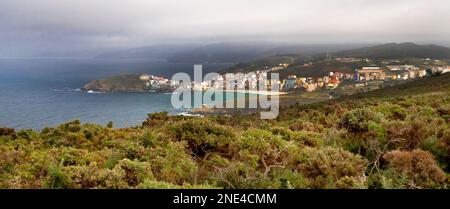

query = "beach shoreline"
[[211, 89, 287, 95]]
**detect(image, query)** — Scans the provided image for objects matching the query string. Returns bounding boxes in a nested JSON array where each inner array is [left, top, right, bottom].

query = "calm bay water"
[[0, 58, 233, 130]]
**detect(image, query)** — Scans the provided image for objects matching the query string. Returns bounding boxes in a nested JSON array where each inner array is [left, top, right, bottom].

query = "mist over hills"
[[6, 42, 450, 63], [95, 42, 368, 63], [95, 42, 450, 65], [334, 42, 450, 59], [95, 44, 199, 60], [166, 43, 366, 63]]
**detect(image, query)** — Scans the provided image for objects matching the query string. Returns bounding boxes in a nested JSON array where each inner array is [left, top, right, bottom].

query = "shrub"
[[270, 127, 293, 141], [105, 154, 121, 169], [44, 165, 70, 189], [340, 108, 383, 133], [0, 127, 15, 136], [382, 149, 447, 188], [139, 131, 158, 148], [442, 115, 450, 122], [64, 164, 127, 188], [390, 106, 407, 120], [335, 176, 366, 189], [420, 136, 448, 171], [295, 147, 367, 188], [338, 121, 389, 162], [120, 142, 146, 160], [204, 129, 302, 189], [58, 147, 89, 166], [150, 141, 198, 185], [170, 119, 236, 157], [438, 129, 450, 153], [61, 120, 81, 132], [384, 115, 445, 150], [114, 159, 154, 187], [106, 121, 113, 128], [437, 104, 450, 116], [289, 120, 325, 132], [238, 129, 298, 168], [16, 129, 38, 141], [66, 132, 87, 146], [368, 169, 410, 189], [374, 103, 408, 121], [142, 112, 170, 126], [137, 179, 218, 189], [290, 131, 323, 147], [271, 170, 310, 189], [206, 160, 259, 189]]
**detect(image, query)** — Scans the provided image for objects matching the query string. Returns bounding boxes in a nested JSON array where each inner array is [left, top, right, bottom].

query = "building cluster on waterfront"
[[139, 74, 174, 89], [281, 71, 353, 91], [138, 60, 450, 93], [138, 62, 292, 92], [190, 70, 281, 91]]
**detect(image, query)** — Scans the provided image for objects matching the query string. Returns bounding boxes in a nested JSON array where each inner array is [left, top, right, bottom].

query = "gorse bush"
[[382, 150, 447, 188], [0, 127, 15, 136], [340, 108, 383, 133], [45, 165, 69, 189], [170, 119, 236, 158], [295, 147, 367, 189]]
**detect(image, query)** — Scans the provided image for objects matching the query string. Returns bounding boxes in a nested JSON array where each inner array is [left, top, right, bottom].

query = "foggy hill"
[[95, 42, 366, 63], [334, 42, 450, 59]]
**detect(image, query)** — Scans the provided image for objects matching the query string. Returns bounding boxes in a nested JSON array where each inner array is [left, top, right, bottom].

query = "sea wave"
[[50, 88, 82, 92], [177, 112, 204, 117], [86, 90, 105, 94]]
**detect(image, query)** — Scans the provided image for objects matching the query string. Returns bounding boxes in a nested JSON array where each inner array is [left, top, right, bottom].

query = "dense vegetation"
[[1, 75, 449, 189], [83, 74, 148, 92]]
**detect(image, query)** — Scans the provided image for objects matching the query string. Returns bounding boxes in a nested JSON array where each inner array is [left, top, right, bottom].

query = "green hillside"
[[83, 74, 146, 92], [279, 60, 362, 78], [219, 54, 304, 74], [1, 74, 449, 189]]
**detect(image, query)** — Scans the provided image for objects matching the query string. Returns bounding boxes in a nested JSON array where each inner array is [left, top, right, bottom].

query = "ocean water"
[[0, 58, 233, 130]]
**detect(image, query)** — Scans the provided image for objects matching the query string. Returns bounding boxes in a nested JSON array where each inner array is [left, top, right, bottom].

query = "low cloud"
[[1, 0, 449, 56]]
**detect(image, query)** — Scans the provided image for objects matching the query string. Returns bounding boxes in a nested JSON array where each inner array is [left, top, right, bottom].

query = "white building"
[[139, 74, 151, 81], [387, 65, 419, 71]]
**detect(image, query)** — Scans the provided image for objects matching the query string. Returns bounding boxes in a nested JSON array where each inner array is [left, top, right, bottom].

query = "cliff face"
[[83, 74, 147, 92]]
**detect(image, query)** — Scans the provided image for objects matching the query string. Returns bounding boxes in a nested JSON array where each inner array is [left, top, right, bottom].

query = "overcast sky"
[[1, 0, 449, 56]]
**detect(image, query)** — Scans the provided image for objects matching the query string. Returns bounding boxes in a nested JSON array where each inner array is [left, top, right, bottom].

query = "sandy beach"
[[209, 89, 287, 95]]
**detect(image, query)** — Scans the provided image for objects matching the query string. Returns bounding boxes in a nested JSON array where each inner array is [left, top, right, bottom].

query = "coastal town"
[[136, 57, 450, 95]]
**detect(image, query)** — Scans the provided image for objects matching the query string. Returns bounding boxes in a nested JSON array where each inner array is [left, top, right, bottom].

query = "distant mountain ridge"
[[95, 42, 367, 63], [335, 42, 450, 59]]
